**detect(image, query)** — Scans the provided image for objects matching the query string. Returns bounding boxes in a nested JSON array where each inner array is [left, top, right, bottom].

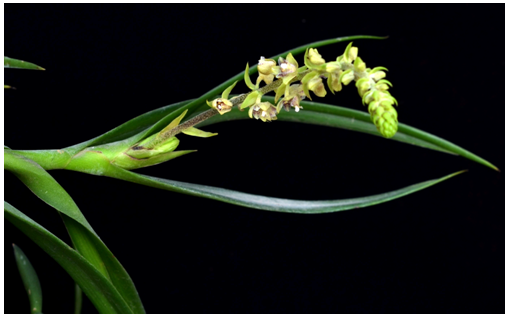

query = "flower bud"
[[355, 77, 371, 97], [308, 48, 326, 65], [370, 71, 386, 82], [353, 57, 366, 73], [307, 76, 327, 97], [340, 69, 355, 85], [112, 136, 194, 170]]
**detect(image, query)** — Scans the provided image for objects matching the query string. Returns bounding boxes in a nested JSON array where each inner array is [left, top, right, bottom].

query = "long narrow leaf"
[[4, 150, 145, 314], [196, 99, 499, 171], [4, 57, 45, 70], [101, 164, 465, 213], [74, 284, 82, 314], [12, 244, 43, 314], [5, 202, 133, 314], [12, 94, 496, 173]]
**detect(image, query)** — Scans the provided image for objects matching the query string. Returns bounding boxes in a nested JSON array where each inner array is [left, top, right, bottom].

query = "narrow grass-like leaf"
[[4, 150, 94, 232], [13, 94, 496, 173], [4, 57, 45, 70], [100, 164, 465, 213], [5, 202, 133, 314], [196, 98, 499, 171], [4, 150, 145, 314], [12, 244, 43, 314]]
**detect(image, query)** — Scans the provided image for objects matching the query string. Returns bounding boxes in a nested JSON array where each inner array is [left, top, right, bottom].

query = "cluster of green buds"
[[206, 42, 398, 138]]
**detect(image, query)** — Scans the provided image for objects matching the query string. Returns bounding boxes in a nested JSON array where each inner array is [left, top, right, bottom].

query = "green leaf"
[[13, 93, 497, 173], [4, 150, 145, 314], [101, 164, 465, 213], [5, 202, 133, 314], [197, 99, 499, 171], [4, 57, 45, 70], [74, 284, 82, 314], [12, 244, 43, 314], [4, 151, 94, 232]]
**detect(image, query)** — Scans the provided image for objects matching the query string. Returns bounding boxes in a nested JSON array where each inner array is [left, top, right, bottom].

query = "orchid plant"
[[4, 35, 498, 314]]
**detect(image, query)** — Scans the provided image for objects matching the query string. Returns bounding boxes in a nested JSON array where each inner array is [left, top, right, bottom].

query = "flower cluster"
[[207, 42, 398, 138]]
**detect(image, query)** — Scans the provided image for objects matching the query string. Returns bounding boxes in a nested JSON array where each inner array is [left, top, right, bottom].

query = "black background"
[[4, 4, 504, 314]]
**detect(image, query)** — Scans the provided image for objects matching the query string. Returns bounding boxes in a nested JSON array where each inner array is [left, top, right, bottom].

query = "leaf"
[[5, 202, 133, 314], [4, 150, 145, 314], [102, 164, 465, 213], [4, 57, 45, 70], [12, 244, 43, 314], [74, 284, 82, 314], [196, 99, 499, 171], [13, 93, 497, 173]]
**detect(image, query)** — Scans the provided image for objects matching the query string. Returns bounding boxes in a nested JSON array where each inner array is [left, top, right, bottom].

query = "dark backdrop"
[[5, 4, 504, 314]]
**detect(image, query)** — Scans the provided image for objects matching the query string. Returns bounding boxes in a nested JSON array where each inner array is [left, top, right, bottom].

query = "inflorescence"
[[207, 42, 398, 138]]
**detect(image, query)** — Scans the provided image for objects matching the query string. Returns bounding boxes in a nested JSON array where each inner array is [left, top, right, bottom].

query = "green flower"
[[248, 102, 278, 122], [325, 62, 342, 93], [276, 84, 306, 112], [206, 81, 238, 115], [272, 53, 299, 86], [302, 72, 326, 99], [207, 98, 233, 115], [256, 56, 276, 86]]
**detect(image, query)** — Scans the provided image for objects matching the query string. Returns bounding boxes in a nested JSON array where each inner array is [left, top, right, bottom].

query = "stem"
[[74, 283, 82, 314]]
